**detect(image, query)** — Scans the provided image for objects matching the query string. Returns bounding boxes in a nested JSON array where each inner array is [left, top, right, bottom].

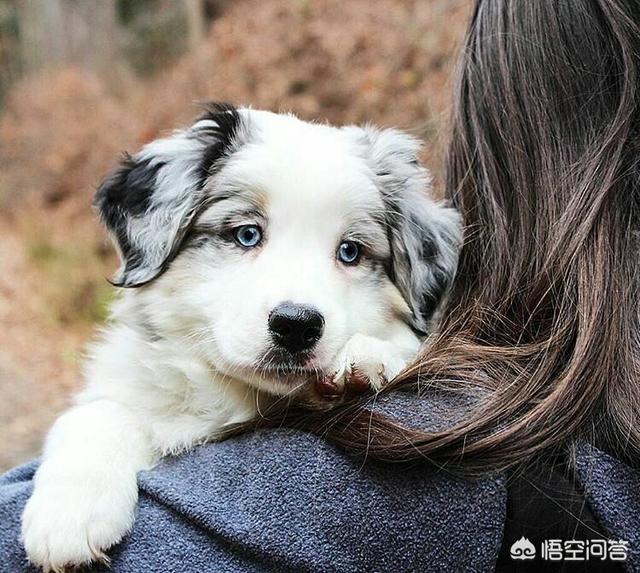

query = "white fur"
[[22, 109, 459, 571]]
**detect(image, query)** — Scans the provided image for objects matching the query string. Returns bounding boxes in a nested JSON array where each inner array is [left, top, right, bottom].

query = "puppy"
[[21, 104, 460, 571]]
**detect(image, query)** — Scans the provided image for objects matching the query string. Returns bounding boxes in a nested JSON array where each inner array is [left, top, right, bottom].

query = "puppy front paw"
[[21, 463, 138, 572], [314, 334, 411, 402]]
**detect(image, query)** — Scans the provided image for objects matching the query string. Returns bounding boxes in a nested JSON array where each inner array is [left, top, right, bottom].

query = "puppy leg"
[[334, 334, 416, 390], [21, 399, 154, 572], [311, 331, 420, 404]]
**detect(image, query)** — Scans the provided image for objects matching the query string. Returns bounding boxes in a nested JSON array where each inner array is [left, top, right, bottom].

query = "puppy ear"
[[357, 126, 461, 332], [95, 102, 245, 287]]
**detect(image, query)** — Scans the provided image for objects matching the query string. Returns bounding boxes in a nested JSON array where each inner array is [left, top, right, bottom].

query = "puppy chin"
[[240, 369, 314, 396], [224, 348, 323, 396]]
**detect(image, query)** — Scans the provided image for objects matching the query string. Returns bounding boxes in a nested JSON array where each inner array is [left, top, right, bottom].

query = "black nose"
[[268, 302, 325, 353]]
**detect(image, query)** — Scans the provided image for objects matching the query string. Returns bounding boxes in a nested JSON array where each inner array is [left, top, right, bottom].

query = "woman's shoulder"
[[2, 388, 639, 572], [4, 387, 640, 573], [131, 427, 506, 572], [0, 426, 506, 573]]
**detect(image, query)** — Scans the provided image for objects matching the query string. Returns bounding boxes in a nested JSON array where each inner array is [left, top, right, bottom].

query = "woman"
[[1, 0, 638, 571]]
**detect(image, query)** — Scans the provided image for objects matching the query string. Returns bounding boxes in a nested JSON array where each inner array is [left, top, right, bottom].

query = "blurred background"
[[0, 0, 471, 470]]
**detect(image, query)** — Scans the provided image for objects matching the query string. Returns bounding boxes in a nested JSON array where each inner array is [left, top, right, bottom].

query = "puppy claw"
[[89, 541, 111, 566], [344, 366, 372, 396], [315, 374, 341, 400]]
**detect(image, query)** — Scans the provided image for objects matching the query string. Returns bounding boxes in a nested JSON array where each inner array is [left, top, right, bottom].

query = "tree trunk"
[[19, 0, 118, 73], [185, 0, 205, 51]]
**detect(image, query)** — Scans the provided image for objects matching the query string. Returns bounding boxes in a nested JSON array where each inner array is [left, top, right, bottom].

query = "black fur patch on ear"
[[94, 155, 164, 276], [94, 102, 248, 288], [384, 199, 460, 333], [383, 214, 444, 317], [98, 154, 164, 218], [417, 234, 453, 319], [196, 102, 242, 189]]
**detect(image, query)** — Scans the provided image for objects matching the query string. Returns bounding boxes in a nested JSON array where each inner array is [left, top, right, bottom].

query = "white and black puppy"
[[21, 104, 460, 571]]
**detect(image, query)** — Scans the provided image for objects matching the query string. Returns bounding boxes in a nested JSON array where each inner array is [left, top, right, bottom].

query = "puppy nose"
[[268, 302, 325, 353]]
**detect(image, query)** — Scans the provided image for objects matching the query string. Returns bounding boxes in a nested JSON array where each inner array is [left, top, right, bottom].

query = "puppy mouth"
[[258, 365, 317, 378], [253, 349, 320, 381]]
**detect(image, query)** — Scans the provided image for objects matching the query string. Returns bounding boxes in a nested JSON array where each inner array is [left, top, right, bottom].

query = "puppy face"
[[96, 104, 460, 394]]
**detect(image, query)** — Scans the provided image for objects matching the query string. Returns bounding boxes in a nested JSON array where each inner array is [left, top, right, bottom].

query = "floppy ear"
[[358, 126, 461, 333], [95, 103, 245, 287]]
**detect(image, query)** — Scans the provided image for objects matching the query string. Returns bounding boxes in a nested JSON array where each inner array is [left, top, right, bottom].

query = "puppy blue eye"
[[337, 240, 361, 264], [233, 225, 262, 248]]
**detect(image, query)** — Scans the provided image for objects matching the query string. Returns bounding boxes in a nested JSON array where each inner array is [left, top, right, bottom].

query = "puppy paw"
[[315, 334, 410, 401], [21, 462, 138, 572]]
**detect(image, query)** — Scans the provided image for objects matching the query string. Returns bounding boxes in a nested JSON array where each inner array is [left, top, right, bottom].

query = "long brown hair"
[[261, 0, 640, 472]]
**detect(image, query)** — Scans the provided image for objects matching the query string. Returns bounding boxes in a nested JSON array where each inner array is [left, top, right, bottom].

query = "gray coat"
[[0, 392, 637, 572]]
